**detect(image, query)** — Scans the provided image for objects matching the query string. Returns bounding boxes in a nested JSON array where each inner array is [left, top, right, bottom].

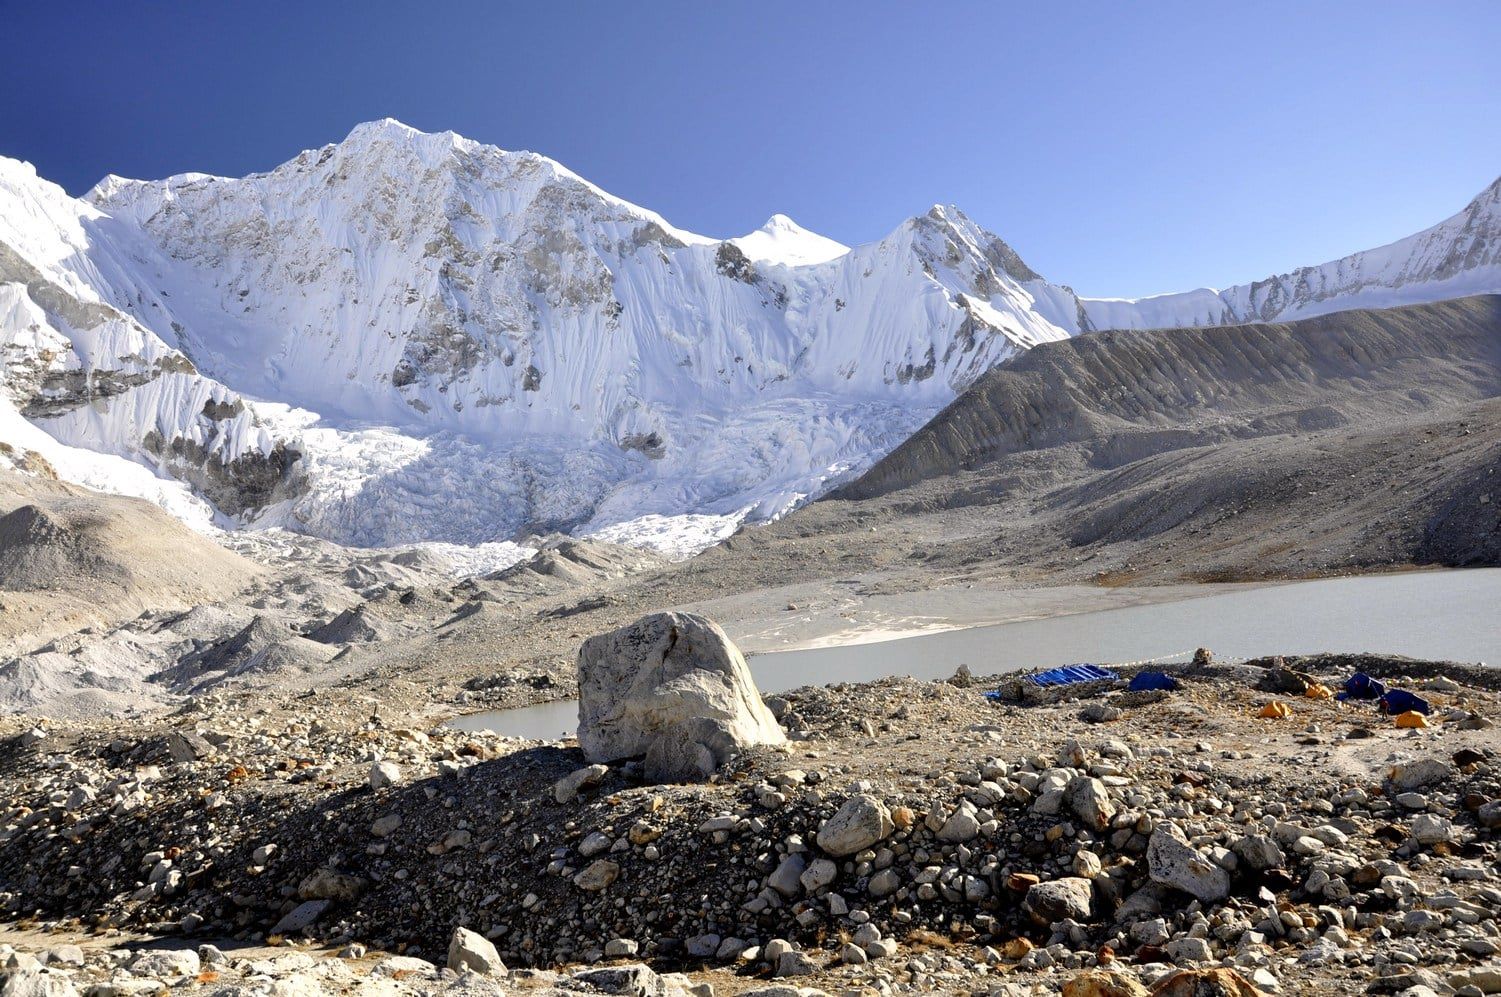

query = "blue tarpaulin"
[[1026, 665, 1120, 687], [1128, 671, 1181, 692]]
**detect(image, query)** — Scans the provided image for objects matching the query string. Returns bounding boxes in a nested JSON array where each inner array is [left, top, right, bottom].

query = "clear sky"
[[2, 1, 1498, 298]]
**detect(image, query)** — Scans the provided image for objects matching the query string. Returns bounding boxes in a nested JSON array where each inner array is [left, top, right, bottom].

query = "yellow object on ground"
[[1305, 683, 1334, 699], [1394, 711, 1428, 728], [1259, 702, 1292, 719]]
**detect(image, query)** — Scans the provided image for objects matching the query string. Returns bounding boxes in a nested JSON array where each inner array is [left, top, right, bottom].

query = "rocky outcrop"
[[576, 612, 785, 782], [0, 237, 305, 523], [142, 432, 305, 517]]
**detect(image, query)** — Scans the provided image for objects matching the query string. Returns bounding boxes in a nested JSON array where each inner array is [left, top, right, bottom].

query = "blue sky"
[[2, 1, 1498, 298]]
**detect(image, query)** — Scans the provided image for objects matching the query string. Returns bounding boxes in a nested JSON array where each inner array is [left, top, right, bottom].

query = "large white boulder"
[[576, 612, 785, 782]]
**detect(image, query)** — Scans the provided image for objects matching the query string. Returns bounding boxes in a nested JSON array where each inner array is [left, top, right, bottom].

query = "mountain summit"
[[730, 214, 849, 266], [1, 121, 1498, 552]]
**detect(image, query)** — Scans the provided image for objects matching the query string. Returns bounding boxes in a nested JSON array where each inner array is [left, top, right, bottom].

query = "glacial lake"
[[446, 568, 1501, 741]]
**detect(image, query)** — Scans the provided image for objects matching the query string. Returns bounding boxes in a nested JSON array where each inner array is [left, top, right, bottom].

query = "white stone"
[[0, 969, 80, 997], [937, 802, 981, 843], [817, 794, 894, 856], [1411, 814, 1455, 845], [1066, 776, 1116, 831], [1389, 758, 1452, 791], [129, 949, 201, 979], [574, 859, 620, 891], [448, 926, 506, 975], [271, 900, 329, 935], [369, 760, 402, 791], [576, 613, 784, 782], [554, 764, 609, 803], [799, 858, 837, 893], [1147, 824, 1231, 902]]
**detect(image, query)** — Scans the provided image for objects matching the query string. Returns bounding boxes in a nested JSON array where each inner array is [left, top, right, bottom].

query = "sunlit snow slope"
[[1, 119, 1498, 554], [1080, 177, 1501, 330], [1, 121, 1077, 550]]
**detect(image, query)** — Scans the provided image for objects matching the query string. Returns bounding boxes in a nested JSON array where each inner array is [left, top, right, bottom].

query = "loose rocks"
[[1023, 877, 1094, 925]]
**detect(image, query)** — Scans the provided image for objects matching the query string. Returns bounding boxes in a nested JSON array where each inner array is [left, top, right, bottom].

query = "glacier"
[[1, 118, 1498, 556]]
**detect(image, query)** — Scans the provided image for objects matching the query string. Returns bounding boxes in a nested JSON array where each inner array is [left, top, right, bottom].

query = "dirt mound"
[[1417, 446, 1501, 566], [0, 641, 179, 716], [0, 503, 106, 590], [152, 615, 335, 693], [307, 603, 396, 644], [486, 536, 667, 598], [0, 471, 261, 653]]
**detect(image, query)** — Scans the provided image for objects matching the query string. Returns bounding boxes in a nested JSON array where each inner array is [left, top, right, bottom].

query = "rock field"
[[2, 649, 1500, 996]]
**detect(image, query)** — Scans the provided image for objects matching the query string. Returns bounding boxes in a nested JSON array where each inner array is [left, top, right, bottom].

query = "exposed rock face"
[[142, 431, 306, 517], [576, 612, 785, 782], [0, 236, 304, 523]]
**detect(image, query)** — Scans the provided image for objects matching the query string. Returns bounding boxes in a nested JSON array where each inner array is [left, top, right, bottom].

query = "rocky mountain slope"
[[839, 295, 1501, 501], [3, 649, 1499, 997], [1, 121, 1498, 553]]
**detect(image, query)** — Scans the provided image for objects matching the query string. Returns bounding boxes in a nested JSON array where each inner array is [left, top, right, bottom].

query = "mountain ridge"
[[1, 119, 1498, 553]]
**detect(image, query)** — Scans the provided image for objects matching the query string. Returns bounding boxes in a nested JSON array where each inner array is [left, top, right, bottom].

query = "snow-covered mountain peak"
[[1465, 173, 1501, 209], [730, 213, 849, 266], [344, 116, 436, 144], [323, 119, 715, 249], [336, 117, 496, 174], [13, 122, 1085, 548], [1081, 172, 1501, 330], [907, 204, 1045, 285], [4, 122, 1498, 557]]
